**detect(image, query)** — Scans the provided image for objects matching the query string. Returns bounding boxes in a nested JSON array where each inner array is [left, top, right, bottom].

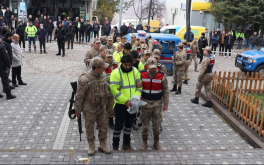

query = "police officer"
[[191, 46, 215, 108], [146, 35, 154, 53], [140, 57, 169, 150], [182, 40, 191, 84], [190, 38, 199, 72], [170, 43, 186, 95], [104, 49, 118, 129], [74, 57, 111, 156], [55, 23, 66, 57], [110, 54, 142, 150], [145, 49, 167, 74], [0, 42, 16, 100], [106, 36, 116, 52], [84, 38, 100, 67]]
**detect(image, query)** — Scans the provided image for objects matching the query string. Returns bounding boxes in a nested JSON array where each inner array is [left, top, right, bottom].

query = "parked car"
[[235, 47, 264, 74], [126, 31, 181, 75]]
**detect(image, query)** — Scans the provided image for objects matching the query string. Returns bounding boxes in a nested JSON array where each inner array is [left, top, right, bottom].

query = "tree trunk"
[[229, 23, 232, 31]]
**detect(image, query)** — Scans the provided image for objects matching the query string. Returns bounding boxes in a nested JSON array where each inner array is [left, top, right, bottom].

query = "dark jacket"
[[259, 38, 264, 46], [79, 22, 86, 32], [49, 9, 55, 16], [39, 17, 44, 24], [113, 30, 121, 43], [198, 37, 208, 48], [56, 20, 62, 28], [127, 28, 137, 34], [85, 24, 92, 33], [224, 35, 234, 46], [73, 21, 78, 29], [0, 19, 6, 28], [184, 31, 194, 42], [36, 28, 47, 41], [211, 34, 219, 45], [103, 24, 111, 33], [93, 23, 100, 32], [4, 10, 13, 19], [46, 22, 54, 33], [0, 43, 10, 70], [16, 25, 25, 38], [43, 19, 48, 28], [120, 25, 128, 36], [245, 30, 253, 40], [249, 35, 259, 45], [0, 10, 3, 17], [2, 38, 12, 65], [55, 27, 66, 40], [66, 26, 75, 36], [136, 24, 143, 30]]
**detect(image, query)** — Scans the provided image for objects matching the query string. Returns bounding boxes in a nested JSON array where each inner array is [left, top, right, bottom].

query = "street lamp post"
[[147, 0, 152, 33], [186, 0, 192, 42]]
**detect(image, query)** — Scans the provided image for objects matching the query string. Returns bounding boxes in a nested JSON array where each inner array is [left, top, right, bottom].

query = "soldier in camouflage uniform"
[[146, 35, 154, 53], [121, 36, 127, 44], [191, 46, 215, 108], [74, 57, 111, 156], [130, 34, 137, 48], [104, 49, 118, 129], [106, 36, 116, 52], [84, 38, 100, 67], [101, 36, 108, 45], [182, 40, 191, 84], [140, 38, 146, 47], [140, 49, 151, 65], [151, 49, 167, 74], [190, 38, 199, 72], [132, 37, 141, 50], [139, 44, 148, 64], [140, 57, 169, 150], [170, 43, 186, 95]]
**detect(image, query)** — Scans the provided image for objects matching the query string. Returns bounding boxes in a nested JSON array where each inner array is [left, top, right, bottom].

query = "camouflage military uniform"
[[132, 43, 140, 51], [190, 41, 199, 70], [84, 47, 100, 66], [173, 49, 187, 87], [106, 44, 116, 53], [183, 45, 191, 81], [147, 39, 154, 53]]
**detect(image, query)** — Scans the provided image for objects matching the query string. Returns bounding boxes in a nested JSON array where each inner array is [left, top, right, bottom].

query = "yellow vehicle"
[[142, 20, 160, 32], [160, 25, 206, 41]]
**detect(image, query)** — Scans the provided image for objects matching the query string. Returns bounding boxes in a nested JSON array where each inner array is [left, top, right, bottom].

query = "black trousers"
[[79, 31, 84, 42], [225, 45, 232, 56], [19, 37, 25, 49], [199, 47, 204, 63], [94, 31, 99, 39], [219, 44, 225, 54], [57, 39, 65, 55], [104, 32, 110, 36], [0, 69, 11, 96], [67, 36, 74, 49], [75, 28, 78, 41], [39, 40, 46, 52], [12, 66, 22, 85], [211, 44, 217, 54]]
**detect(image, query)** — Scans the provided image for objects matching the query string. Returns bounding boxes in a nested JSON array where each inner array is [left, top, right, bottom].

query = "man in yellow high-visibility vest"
[[25, 21, 37, 53]]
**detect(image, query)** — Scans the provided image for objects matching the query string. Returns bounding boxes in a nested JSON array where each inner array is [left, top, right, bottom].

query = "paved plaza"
[[0, 41, 264, 164]]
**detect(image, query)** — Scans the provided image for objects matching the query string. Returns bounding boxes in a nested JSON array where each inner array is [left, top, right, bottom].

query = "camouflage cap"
[[202, 46, 212, 51], [91, 57, 109, 68], [102, 36, 108, 40], [107, 36, 113, 41], [152, 49, 161, 58], [140, 38, 145, 43], [177, 42, 183, 47], [94, 38, 101, 44], [99, 45, 107, 51], [147, 57, 157, 69], [194, 37, 198, 41], [144, 50, 151, 55], [141, 44, 148, 49], [105, 49, 113, 57], [136, 37, 141, 40], [131, 34, 136, 38], [182, 40, 187, 44]]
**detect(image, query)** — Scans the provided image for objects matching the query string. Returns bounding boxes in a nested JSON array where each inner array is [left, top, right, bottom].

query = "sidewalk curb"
[[201, 92, 264, 148]]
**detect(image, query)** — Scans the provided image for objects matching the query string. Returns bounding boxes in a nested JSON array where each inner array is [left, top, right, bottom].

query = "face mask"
[[41, 27, 43, 29]]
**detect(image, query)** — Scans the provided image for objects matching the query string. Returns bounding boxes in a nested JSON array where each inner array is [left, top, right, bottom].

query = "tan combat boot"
[[98, 141, 111, 154], [122, 142, 134, 150], [194, 68, 198, 72], [140, 136, 148, 150], [153, 137, 163, 150], [88, 141, 95, 156]]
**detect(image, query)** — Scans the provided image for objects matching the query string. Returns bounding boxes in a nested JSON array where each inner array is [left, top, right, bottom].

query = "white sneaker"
[[229, 56, 231, 59]]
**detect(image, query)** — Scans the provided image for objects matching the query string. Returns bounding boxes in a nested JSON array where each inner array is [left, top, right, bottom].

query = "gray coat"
[[11, 40, 23, 67], [249, 35, 259, 45]]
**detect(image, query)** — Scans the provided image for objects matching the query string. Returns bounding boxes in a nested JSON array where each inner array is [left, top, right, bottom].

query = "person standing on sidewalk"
[[84, 38, 101, 67], [140, 57, 169, 150], [191, 46, 214, 108], [55, 23, 66, 57], [259, 35, 264, 47], [224, 32, 234, 58], [85, 20, 92, 43], [182, 40, 191, 84], [93, 20, 100, 39], [190, 38, 199, 72], [218, 31, 225, 56], [74, 57, 111, 156], [110, 54, 142, 150], [25, 21, 37, 53], [36, 24, 47, 54], [46, 19, 54, 43], [236, 30, 244, 50], [211, 31, 219, 55], [16, 21, 25, 51], [11, 34, 27, 87], [103, 21, 111, 36], [198, 33, 208, 64], [244, 27, 253, 50], [66, 22, 75, 49], [249, 32, 259, 50], [79, 19, 85, 43]]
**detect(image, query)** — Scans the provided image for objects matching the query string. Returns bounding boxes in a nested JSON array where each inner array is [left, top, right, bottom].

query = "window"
[[160, 41, 175, 54]]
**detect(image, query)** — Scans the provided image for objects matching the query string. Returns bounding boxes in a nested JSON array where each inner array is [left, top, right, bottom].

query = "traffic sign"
[[20, 2, 26, 11]]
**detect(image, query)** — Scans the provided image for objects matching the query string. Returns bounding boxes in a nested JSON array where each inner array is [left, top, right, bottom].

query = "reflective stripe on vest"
[[205, 54, 215, 73], [184, 46, 191, 60], [141, 70, 164, 100], [118, 67, 138, 89], [26, 26, 37, 37], [105, 64, 118, 74]]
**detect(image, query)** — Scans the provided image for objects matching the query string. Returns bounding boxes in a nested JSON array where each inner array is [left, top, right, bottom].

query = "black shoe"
[[138, 122, 142, 127], [10, 86, 15, 89], [191, 97, 199, 104], [175, 87, 181, 95], [12, 84, 18, 87], [108, 117, 115, 130], [112, 145, 118, 150], [0, 94, 3, 98], [62, 54, 65, 57], [170, 84, 177, 92], [183, 80, 188, 84], [8, 79, 12, 83], [56, 53, 61, 56], [202, 101, 212, 108], [18, 82, 27, 85], [6, 94, 16, 100]]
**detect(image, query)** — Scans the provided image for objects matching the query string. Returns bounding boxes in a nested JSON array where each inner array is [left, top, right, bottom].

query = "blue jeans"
[[28, 37, 36, 51], [237, 40, 242, 49], [46, 32, 52, 42], [85, 32, 90, 42], [113, 103, 134, 148], [249, 44, 256, 50], [244, 39, 250, 48]]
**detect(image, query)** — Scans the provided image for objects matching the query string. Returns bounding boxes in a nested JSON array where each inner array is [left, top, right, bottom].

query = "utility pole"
[[186, 0, 192, 42], [118, 0, 123, 30], [147, 0, 152, 33], [141, 0, 142, 22]]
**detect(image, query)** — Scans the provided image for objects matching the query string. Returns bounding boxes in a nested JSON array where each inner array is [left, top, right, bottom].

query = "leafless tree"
[[132, 0, 148, 22], [143, 0, 166, 20]]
